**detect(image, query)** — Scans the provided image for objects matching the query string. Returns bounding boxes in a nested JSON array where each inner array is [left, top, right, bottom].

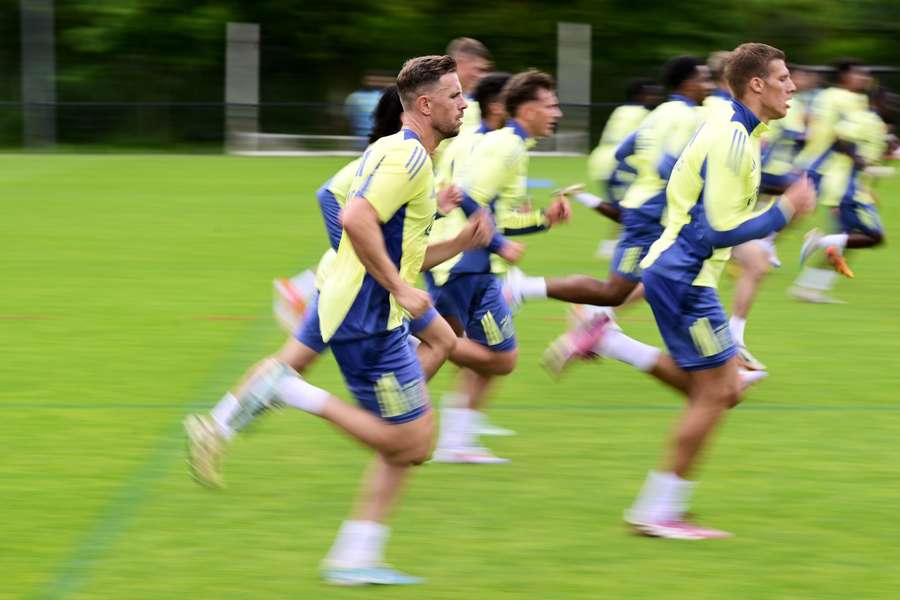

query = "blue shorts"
[[839, 201, 883, 237], [642, 270, 736, 371], [429, 273, 516, 351], [612, 208, 664, 282], [294, 292, 328, 353], [330, 327, 430, 424]]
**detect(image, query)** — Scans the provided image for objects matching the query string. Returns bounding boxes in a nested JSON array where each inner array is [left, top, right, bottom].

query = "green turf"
[[3, 154, 898, 600]]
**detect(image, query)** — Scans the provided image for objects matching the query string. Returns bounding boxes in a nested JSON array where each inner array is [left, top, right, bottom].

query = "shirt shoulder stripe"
[[408, 146, 429, 180]]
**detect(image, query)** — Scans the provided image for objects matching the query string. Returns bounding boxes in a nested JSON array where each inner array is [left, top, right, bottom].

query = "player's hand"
[[782, 175, 816, 218], [394, 284, 433, 318], [460, 210, 493, 249], [545, 196, 572, 226], [437, 184, 462, 214], [498, 240, 525, 264]]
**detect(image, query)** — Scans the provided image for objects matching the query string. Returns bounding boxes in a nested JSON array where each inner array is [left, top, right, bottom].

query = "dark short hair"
[[726, 43, 786, 97], [473, 72, 512, 116], [368, 85, 403, 145], [446, 37, 491, 61], [662, 56, 703, 91], [625, 77, 657, 102], [502, 69, 556, 117], [831, 57, 864, 84], [396, 55, 458, 110]]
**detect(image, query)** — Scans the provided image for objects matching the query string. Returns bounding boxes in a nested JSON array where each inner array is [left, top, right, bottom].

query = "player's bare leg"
[[730, 241, 771, 370]]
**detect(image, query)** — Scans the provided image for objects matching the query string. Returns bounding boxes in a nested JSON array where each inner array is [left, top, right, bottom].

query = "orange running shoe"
[[826, 246, 854, 278]]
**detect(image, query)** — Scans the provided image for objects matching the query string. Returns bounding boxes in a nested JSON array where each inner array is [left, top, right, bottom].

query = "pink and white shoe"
[[541, 313, 611, 376], [628, 518, 733, 540], [430, 446, 511, 464]]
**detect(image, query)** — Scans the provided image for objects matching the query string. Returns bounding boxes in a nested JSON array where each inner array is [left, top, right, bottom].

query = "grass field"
[[3, 154, 899, 600]]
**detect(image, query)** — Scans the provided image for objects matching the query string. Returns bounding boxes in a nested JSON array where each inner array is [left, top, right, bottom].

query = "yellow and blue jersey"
[[702, 88, 735, 120], [318, 129, 436, 342], [641, 98, 794, 288], [621, 95, 705, 222], [451, 119, 547, 277], [819, 108, 888, 209], [795, 86, 868, 177], [588, 104, 649, 183], [429, 124, 490, 285]]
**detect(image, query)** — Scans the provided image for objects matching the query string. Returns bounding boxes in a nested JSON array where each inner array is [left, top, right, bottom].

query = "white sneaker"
[[431, 446, 511, 464], [789, 285, 846, 305], [476, 420, 516, 437], [738, 368, 769, 390], [184, 415, 226, 489], [737, 345, 766, 371]]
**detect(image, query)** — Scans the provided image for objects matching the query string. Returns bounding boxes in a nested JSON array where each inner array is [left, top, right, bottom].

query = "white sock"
[[819, 233, 848, 252], [574, 192, 603, 209], [441, 391, 469, 410], [595, 329, 660, 372], [729, 315, 747, 347], [520, 276, 548, 300], [325, 520, 389, 568], [209, 392, 239, 440], [630, 471, 695, 522], [274, 374, 329, 415], [437, 407, 476, 449]]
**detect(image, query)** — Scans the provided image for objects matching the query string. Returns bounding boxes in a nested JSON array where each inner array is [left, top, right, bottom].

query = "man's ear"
[[415, 94, 431, 116]]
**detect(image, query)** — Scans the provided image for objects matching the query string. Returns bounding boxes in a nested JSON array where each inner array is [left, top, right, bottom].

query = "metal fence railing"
[[0, 101, 623, 153]]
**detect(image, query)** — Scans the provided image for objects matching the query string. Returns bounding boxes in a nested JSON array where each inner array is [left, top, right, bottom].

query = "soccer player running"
[[622, 43, 815, 538], [799, 83, 890, 284], [506, 57, 713, 366], [192, 86, 490, 464], [188, 55, 473, 585], [706, 50, 776, 372], [791, 59, 872, 302], [430, 72, 528, 452], [583, 78, 662, 258], [428, 70, 571, 462]]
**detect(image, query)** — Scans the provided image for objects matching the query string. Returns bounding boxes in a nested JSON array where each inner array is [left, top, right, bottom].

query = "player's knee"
[[721, 383, 742, 409], [870, 231, 885, 246], [492, 348, 518, 375]]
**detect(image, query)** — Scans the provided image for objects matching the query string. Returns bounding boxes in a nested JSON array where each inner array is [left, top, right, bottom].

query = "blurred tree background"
[[1, 0, 898, 148]]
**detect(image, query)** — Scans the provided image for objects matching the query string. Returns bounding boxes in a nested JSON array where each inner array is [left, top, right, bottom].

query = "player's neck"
[[738, 94, 770, 124], [403, 116, 441, 153]]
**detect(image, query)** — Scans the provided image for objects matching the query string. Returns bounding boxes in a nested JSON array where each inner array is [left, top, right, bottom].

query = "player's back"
[[622, 97, 702, 209], [588, 104, 649, 182], [796, 86, 868, 170]]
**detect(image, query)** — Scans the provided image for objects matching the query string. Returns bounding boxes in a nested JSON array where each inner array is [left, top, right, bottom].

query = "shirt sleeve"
[[358, 143, 430, 223], [703, 125, 790, 248]]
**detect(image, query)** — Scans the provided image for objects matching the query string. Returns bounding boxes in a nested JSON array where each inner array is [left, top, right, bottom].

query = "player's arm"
[[342, 147, 431, 316], [703, 127, 811, 248], [420, 211, 493, 271]]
